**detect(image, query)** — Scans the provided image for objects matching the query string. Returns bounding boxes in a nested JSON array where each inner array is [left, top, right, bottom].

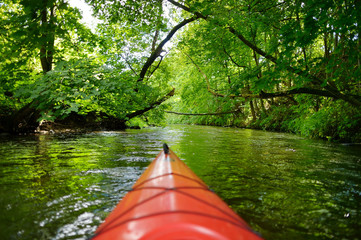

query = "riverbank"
[[2, 104, 360, 144], [167, 101, 361, 143], [0, 111, 128, 134]]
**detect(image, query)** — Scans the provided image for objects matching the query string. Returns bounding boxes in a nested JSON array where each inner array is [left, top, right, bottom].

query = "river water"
[[0, 125, 360, 239]]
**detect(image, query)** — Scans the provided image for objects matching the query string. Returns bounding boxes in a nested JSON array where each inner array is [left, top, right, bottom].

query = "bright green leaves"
[[17, 59, 101, 119], [0, 0, 177, 130], [164, 0, 360, 139], [88, 0, 166, 32], [12, 56, 168, 122], [1, 0, 102, 121], [1, 0, 360, 135]]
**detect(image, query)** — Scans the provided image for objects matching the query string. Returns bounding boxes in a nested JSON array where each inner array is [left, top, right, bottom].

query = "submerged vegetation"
[[1, 0, 360, 142]]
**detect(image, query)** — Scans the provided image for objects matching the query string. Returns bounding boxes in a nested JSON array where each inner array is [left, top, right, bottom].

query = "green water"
[[0, 125, 360, 239]]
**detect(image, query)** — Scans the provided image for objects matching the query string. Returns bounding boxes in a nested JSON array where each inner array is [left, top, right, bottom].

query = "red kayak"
[[92, 144, 263, 239]]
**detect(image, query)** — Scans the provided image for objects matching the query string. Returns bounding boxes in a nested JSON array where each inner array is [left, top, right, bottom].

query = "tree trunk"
[[40, 1, 55, 73], [12, 2, 56, 133]]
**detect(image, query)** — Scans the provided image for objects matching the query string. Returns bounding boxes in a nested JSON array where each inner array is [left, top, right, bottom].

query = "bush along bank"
[[250, 100, 361, 143]]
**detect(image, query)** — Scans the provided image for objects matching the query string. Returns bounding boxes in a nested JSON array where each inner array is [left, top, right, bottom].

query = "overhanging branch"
[[183, 49, 347, 100], [247, 88, 341, 99], [138, 16, 199, 82], [165, 110, 242, 116], [182, 51, 231, 97], [222, 43, 248, 68], [125, 88, 175, 120]]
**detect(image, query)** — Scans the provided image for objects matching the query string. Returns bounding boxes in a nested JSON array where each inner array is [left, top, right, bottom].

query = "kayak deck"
[[92, 145, 262, 240]]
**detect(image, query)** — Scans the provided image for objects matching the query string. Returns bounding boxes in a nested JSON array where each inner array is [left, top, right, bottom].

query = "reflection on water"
[[0, 125, 360, 239]]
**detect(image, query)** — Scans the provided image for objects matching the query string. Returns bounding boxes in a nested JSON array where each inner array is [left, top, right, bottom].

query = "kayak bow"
[[92, 144, 262, 240]]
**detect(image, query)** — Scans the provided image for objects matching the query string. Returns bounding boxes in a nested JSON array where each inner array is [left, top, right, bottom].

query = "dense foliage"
[[0, 0, 360, 141], [166, 0, 361, 142], [0, 0, 176, 132]]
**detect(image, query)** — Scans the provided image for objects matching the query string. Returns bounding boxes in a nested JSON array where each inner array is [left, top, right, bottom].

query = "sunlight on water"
[[0, 125, 360, 239]]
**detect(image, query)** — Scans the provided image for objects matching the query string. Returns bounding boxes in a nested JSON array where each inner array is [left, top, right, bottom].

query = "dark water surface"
[[0, 125, 360, 239]]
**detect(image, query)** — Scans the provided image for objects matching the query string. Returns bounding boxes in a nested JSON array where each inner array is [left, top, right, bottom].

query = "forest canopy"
[[0, 0, 360, 142]]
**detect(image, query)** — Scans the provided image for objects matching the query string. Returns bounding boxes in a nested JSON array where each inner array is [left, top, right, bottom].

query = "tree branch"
[[149, 54, 165, 78], [165, 110, 243, 116], [251, 88, 340, 99], [138, 16, 199, 82], [121, 54, 137, 76], [222, 40, 248, 68], [182, 51, 230, 97], [125, 88, 175, 120], [183, 47, 357, 101], [167, 0, 206, 19]]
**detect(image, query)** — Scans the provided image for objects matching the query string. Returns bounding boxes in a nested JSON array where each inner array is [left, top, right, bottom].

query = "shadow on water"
[[0, 125, 360, 239]]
